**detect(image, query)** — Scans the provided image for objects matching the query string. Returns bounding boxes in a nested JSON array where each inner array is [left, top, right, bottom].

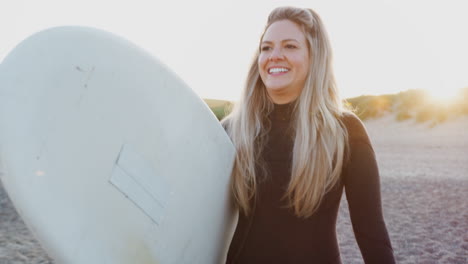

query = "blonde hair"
[[222, 6, 349, 218]]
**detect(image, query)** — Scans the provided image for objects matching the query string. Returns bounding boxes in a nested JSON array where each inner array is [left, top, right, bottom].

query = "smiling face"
[[258, 19, 310, 104]]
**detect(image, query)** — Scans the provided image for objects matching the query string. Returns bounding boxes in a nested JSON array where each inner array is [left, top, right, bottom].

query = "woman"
[[222, 6, 395, 264]]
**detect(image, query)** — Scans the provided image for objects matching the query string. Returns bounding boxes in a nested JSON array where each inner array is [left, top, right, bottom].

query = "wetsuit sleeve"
[[342, 114, 396, 264]]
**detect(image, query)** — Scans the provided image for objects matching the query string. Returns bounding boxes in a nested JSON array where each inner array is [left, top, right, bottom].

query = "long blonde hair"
[[222, 6, 349, 218]]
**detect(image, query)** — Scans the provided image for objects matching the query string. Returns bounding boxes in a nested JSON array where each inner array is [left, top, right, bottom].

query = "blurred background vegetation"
[[205, 87, 468, 126], [204, 99, 234, 121]]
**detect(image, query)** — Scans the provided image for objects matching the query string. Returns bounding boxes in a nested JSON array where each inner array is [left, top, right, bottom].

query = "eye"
[[260, 46, 271, 52], [285, 44, 297, 49]]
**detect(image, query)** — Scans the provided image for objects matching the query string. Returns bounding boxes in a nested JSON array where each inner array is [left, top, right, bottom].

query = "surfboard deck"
[[0, 26, 236, 264]]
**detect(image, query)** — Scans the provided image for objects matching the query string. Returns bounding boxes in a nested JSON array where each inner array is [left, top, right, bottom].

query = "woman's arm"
[[342, 114, 396, 264]]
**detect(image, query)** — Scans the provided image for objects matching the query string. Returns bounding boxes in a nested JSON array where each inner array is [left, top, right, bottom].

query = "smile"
[[268, 67, 289, 74]]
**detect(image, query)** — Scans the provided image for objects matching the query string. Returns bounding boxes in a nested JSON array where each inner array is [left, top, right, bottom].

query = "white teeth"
[[269, 68, 289, 74]]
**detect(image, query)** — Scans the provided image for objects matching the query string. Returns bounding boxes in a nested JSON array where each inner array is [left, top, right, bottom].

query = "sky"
[[1, 0, 467, 101]]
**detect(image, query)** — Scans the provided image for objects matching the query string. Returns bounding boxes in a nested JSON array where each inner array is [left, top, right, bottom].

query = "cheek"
[[257, 56, 268, 77], [258, 54, 267, 69], [297, 56, 310, 78], [301, 61, 310, 77]]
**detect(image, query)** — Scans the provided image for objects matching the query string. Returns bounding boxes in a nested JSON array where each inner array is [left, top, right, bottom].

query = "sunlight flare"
[[426, 87, 460, 104]]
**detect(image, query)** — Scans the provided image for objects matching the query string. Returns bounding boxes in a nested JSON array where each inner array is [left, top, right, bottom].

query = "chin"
[[266, 85, 289, 93]]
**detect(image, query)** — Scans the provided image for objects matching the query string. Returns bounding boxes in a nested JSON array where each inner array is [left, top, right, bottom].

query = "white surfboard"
[[0, 26, 236, 264]]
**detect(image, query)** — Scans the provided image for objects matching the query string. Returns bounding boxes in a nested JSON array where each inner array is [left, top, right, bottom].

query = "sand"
[[336, 115, 468, 263], [0, 115, 467, 263]]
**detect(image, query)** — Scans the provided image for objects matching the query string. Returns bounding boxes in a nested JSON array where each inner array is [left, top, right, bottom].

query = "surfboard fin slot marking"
[[109, 144, 170, 225]]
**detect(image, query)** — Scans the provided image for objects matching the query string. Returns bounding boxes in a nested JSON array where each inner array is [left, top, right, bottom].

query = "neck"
[[267, 89, 300, 104]]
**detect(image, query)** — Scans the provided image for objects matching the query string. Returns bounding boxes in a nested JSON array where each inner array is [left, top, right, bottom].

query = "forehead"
[[262, 19, 306, 42]]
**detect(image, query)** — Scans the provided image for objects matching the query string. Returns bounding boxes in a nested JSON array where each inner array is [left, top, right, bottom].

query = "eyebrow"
[[261, 39, 300, 45]]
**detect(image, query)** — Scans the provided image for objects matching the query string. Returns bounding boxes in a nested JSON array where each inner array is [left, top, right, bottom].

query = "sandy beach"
[[1, 115, 467, 264]]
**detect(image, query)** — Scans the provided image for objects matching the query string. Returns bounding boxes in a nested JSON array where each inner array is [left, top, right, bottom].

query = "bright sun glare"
[[426, 87, 460, 104]]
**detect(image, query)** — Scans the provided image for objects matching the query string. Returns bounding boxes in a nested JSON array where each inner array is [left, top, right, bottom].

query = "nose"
[[269, 47, 284, 61]]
